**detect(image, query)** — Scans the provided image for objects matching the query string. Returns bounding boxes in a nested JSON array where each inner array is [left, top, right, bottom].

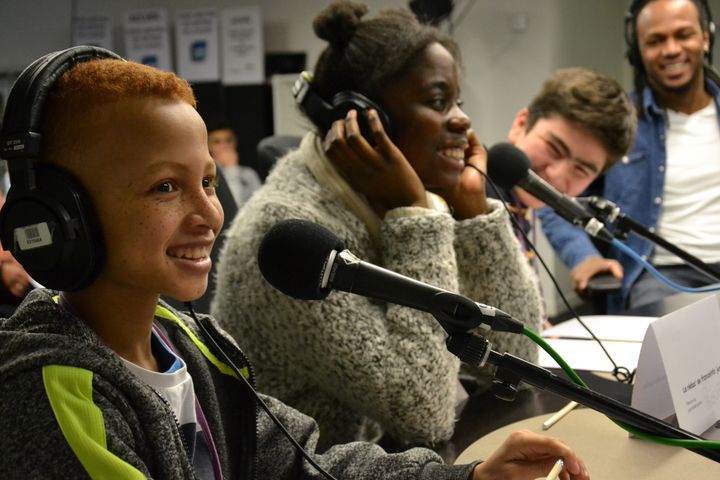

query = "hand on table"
[[471, 429, 589, 480]]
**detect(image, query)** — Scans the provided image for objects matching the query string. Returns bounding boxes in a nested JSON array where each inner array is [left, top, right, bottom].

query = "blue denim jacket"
[[538, 78, 720, 313]]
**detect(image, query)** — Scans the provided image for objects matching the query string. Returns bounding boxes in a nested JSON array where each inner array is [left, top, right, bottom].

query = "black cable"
[[582, 196, 720, 283], [473, 167, 635, 384], [184, 302, 340, 480]]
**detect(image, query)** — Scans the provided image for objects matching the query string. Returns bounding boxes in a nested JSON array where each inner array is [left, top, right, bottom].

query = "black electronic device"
[[256, 218, 720, 464], [586, 273, 623, 295], [409, 0, 454, 26], [486, 142, 615, 244], [292, 71, 393, 142], [0, 46, 122, 291], [258, 218, 523, 335]]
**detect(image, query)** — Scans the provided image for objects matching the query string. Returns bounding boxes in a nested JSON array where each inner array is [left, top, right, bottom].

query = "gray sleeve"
[[454, 199, 543, 364], [216, 204, 461, 446], [0, 368, 156, 479], [255, 394, 477, 480]]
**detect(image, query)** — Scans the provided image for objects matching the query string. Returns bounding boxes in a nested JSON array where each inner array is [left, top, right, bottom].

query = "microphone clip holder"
[[580, 196, 720, 282], [432, 295, 720, 462], [429, 291, 525, 336], [445, 332, 491, 369], [444, 331, 521, 401], [451, 341, 720, 463]]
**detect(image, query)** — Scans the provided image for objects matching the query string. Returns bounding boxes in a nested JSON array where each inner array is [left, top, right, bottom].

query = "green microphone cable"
[[524, 327, 720, 449]]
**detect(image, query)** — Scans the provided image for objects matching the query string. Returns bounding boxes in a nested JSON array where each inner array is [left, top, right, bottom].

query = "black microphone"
[[257, 218, 524, 334], [487, 142, 614, 243]]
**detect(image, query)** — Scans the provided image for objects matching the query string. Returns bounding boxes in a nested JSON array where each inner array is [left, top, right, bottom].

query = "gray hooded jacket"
[[0, 289, 475, 479]]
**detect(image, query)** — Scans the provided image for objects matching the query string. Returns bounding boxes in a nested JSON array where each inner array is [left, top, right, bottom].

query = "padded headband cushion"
[[1, 46, 123, 155], [332, 91, 393, 138]]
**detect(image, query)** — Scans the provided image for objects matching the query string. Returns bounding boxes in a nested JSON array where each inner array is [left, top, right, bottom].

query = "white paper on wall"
[[175, 8, 220, 82], [221, 6, 264, 85], [124, 8, 172, 72], [72, 16, 113, 50]]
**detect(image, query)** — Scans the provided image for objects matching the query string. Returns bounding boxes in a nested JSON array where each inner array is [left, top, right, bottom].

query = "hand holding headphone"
[[292, 71, 393, 143]]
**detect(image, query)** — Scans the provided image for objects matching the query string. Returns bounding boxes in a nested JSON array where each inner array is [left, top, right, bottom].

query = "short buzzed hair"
[[40, 59, 195, 166]]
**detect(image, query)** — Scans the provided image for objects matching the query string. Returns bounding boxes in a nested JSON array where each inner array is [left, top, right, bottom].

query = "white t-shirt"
[[122, 324, 220, 479], [654, 101, 720, 265]]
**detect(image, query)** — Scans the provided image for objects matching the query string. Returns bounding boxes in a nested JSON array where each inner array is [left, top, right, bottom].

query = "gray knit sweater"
[[0, 289, 476, 479], [212, 133, 543, 450]]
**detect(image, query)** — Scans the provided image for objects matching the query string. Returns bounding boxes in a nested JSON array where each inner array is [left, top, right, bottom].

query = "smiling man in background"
[[540, 0, 720, 313]]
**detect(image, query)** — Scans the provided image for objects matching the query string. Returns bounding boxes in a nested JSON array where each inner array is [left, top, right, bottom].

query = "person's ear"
[[507, 107, 529, 144], [703, 30, 711, 53]]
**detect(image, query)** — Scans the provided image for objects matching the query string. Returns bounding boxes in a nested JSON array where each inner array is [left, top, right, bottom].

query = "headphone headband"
[[292, 71, 336, 134], [1, 46, 123, 161], [292, 70, 393, 141], [0, 46, 123, 291]]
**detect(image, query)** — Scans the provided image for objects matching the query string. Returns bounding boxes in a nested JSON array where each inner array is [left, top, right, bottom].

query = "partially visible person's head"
[[205, 117, 238, 167], [40, 59, 222, 301], [310, 0, 471, 192], [508, 68, 636, 208], [626, 0, 713, 103]]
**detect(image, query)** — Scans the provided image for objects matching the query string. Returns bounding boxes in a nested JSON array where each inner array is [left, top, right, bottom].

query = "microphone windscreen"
[[257, 219, 345, 300], [486, 142, 532, 190]]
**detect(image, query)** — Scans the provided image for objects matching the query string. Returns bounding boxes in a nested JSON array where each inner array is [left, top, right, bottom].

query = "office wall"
[[3, 0, 720, 133]]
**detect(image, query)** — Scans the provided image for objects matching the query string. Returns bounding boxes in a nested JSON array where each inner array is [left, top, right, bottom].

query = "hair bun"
[[313, 1, 369, 49]]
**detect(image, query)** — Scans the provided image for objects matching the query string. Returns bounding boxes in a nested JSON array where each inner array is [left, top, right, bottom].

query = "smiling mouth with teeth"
[[439, 148, 465, 164], [168, 247, 210, 260], [663, 62, 687, 72]]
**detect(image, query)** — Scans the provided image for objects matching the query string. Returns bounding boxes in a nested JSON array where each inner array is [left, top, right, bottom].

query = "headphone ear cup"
[[331, 91, 393, 143], [291, 72, 393, 140], [624, 11, 641, 70], [0, 163, 104, 291], [627, 43, 642, 71], [0, 46, 121, 292]]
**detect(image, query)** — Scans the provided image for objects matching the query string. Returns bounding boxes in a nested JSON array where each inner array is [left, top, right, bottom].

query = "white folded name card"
[[632, 294, 720, 436]]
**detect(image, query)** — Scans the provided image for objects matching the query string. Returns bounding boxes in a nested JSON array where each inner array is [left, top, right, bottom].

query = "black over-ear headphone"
[[0, 45, 123, 291], [292, 71, 393, 142], [624, 0, 716, 69]]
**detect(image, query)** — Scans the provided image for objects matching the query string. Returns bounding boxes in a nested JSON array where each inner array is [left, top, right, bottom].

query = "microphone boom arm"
[[581, 196, 720, 283], [488, 346, 720, 462], [446, 331, 720, 463]]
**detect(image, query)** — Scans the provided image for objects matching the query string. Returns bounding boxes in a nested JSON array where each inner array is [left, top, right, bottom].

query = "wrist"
[[469, 461, 485, 480]]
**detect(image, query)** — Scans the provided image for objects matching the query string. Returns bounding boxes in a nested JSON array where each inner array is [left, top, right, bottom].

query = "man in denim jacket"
[[540, 0, 720, 313]]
